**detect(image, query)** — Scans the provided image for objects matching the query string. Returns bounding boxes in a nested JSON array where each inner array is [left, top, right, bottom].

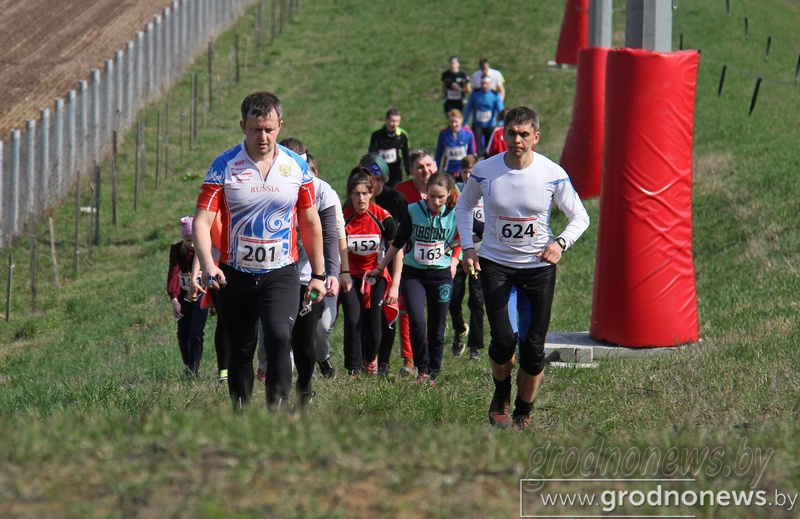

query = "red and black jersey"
[[343, 203, 397, 277]]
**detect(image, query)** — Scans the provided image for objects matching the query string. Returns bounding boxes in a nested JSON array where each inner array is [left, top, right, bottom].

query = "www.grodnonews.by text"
[[521, 481, 797, 516]]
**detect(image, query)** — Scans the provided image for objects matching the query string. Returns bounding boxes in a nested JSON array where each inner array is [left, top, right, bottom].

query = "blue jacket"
[[464, 90, 504, 128]]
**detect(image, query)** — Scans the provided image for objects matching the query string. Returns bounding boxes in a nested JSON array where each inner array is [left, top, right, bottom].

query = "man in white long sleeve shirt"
[[455, 106, 589, 431]]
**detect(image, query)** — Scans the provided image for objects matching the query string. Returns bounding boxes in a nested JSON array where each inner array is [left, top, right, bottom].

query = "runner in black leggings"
[[368, 171, 461, 387]]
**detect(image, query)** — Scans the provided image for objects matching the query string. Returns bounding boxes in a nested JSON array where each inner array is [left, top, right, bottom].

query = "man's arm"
[[192, 208, 224, 288], [298, 205, 327, 302], [455, 179, 482, 277]]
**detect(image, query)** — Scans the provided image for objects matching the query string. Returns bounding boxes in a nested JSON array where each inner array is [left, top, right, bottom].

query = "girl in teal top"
[[368, 172, 461, 386]]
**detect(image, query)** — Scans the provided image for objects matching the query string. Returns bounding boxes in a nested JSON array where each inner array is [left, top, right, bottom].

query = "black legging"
[[399, 266, 453, 378], [210, 291, 231, 374], [479, 258, 556, 376], [176, 298, 208, 372], [449, 266, 485, 350], [340, 276, 386, 371], [291, 284, 323, 394], [216, 263, 300, 409]]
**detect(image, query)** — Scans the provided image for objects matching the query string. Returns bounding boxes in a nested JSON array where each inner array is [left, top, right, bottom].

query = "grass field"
[[1, 0, 799, 517]]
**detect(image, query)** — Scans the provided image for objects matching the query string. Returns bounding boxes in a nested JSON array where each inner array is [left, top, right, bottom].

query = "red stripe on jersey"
[[217, 195, 232, 265], [289, 207, 299, 264], [298, 179, 315, 210], [196, 184, 224, 212]]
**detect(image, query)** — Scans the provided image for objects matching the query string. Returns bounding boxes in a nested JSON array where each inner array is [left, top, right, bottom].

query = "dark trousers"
[[216, 263, 300, 409], [444, 99, 466, 115], [210, 291, 230, 373], [480, 258, 556, 376], [471, 124, 494, 157], [449, 267, 485, 350], [291, 284, 323, 394], [340, 276, 386, 371], [377, 311, 395, 366], [177, 298, 208, 372], [400, 266, 453, 378]]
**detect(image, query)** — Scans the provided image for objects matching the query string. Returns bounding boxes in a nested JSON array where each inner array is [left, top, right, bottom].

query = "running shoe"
[[398, 357, 416, 377], [469, 348, 481, 360], [488, 395, 512, 429], [418, 373, 432, 387], [318, 358, 336, 379], [512, 413, 531, 431], [378, 362, 391, 377], [365, 358, 378, 376], [298, 391, 315, 409], [452, 324, 468, 356]]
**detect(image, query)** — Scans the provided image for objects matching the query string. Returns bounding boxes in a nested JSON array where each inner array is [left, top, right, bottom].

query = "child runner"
[[368, 171, 461, 387], [167, 216, 209, 376]]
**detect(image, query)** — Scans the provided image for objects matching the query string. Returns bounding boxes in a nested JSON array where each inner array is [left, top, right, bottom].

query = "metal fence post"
[[10, 130, 20, 237], [91, 69, 101, 164], [0, 140, 3, 246], [78, 80, 88, 175], [154, 14, 163, 94], [104, 59, 114, 156], [54, 98, 64, 200], [114, 50, 124, 132], [135, 32, 144, 116], [25, 119, 36, 222], [40, 109, 50, 211], [66, 89, 77, 190]]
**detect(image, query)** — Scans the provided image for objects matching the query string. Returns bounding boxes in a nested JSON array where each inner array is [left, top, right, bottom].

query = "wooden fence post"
[[73, 168, 81, 274], [49, 217, 60, 291], [5, 254, 13, 322]]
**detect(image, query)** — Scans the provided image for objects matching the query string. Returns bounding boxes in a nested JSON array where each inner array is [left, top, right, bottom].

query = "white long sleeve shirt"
[[455, 152, 589, 267]]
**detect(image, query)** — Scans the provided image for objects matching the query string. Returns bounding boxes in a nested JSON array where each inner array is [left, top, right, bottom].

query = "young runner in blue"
[[434, 109, 477, 179]]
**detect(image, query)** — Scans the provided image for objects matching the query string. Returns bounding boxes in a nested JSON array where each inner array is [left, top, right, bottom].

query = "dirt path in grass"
[[0, 0, 175, 138]]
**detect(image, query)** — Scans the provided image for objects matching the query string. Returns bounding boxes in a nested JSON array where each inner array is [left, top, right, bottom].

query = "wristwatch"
[[310, 273, 326, 281], [555, 237, 567, 250]]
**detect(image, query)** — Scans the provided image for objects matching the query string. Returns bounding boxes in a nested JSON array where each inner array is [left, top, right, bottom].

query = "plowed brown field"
[[0, 0, 175, 137]]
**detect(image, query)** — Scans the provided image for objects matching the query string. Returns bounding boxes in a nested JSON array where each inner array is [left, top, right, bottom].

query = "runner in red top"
[[340, 168, 400, 376]]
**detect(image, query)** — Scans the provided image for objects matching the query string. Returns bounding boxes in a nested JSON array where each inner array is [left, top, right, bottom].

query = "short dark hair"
[[305, 152, 318, 175], [279, 137, 306, 155], [385, 108, 401, 120], [460, 154, 478, 170], [409, 148, 433, 167], [504, 106, 540, 132], [241, 91, 283, 122]]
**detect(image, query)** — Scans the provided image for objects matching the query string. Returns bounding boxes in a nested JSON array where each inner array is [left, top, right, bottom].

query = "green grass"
[[1, 0, 800, 516]]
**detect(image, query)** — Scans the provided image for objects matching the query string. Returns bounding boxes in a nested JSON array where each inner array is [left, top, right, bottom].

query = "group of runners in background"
[[166, 56, 590, 430]]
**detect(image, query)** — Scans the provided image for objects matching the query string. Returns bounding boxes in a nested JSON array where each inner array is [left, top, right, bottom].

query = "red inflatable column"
[[555, 0, 589, 66], [560, 47, 610, 199], [590, 48, 700, 347]]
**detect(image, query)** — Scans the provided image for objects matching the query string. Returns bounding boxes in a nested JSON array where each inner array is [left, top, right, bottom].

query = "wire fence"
[[673, 0, 800, 114], [0, 0, 292, 249]]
